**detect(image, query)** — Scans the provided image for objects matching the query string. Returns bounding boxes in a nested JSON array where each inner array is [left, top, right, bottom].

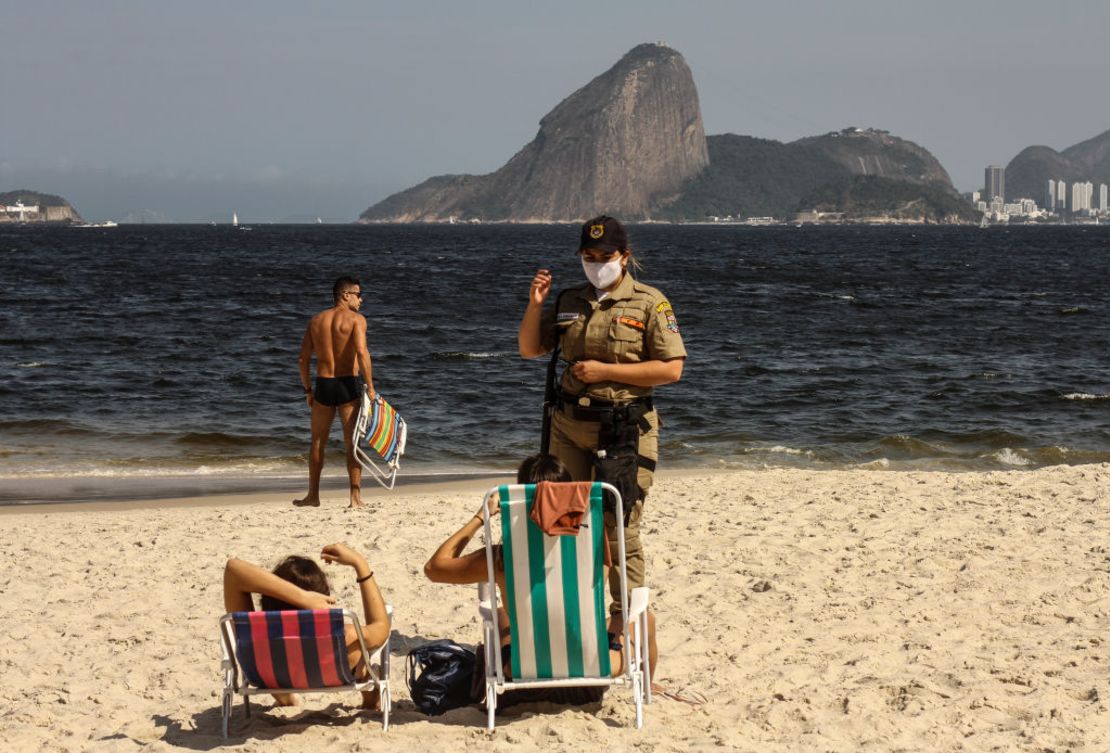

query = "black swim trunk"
[[313, 376, 362, 407]]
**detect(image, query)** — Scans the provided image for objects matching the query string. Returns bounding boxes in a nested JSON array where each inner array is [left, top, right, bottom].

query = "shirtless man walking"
[[294, 276, 376, 509]]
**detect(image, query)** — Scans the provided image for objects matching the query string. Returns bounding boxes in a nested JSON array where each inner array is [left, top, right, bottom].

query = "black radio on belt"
[[590, 398, 656, 520]]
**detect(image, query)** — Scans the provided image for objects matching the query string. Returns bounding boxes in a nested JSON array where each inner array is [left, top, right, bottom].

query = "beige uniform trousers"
[[548, 405, 659, 613]]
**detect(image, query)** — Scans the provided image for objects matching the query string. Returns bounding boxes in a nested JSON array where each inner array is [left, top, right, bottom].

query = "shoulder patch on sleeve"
[[656, 301, 679, 333]]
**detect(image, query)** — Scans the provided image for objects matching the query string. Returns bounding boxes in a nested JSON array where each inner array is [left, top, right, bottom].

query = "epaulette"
[[630, 279, 666, 299]]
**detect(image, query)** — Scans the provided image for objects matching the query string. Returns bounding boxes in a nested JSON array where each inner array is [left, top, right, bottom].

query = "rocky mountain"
[[1063, 128, 1110, 174], [361, 44, 969, 223], [795, 129, 953, 185], [653, 129, 965, 221], [1004, 128, 1110, 201], [360, 43, 708, 222], [0, 190, 83, 223]]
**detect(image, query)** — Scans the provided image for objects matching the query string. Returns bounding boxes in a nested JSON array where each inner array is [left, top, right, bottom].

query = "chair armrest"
[[628, 587, 650, 621], [478, 582, 495, 623], [369, 604, 394, 663]]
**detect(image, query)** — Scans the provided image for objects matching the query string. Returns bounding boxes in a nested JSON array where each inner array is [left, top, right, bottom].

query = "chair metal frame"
[[476, 482, 650, 730], [218, 605, 393, 737], [352, 391, 407, 490]]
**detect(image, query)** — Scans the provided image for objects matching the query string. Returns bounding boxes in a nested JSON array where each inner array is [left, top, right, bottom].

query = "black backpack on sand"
[[406, 639, 477, 716]]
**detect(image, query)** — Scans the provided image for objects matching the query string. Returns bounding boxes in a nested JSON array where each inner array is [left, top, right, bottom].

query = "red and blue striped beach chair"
[[218, 606, 392, 737], [476, 482, 651, 730], [353, 391, 407, 489]]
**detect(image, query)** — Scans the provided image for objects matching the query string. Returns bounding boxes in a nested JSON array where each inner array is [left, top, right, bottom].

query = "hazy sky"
[[3, 1, 1108, 221]]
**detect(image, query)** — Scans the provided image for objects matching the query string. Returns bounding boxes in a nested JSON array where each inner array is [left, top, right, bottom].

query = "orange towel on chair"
[[530, 481, 592, 536]]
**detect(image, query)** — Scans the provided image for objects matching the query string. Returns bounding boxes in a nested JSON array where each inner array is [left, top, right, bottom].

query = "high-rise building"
[[1084, 182, 1094, 211], [1100, 184, 1108, 213], [1047, 179, 1056, 211], [1057, 180, 1067, 210], [984, 165, 1006, 201], [1071, 182, 1094, 212]]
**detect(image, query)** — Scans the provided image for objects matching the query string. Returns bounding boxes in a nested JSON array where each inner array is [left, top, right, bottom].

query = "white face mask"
[[582, 257, 624, 289]]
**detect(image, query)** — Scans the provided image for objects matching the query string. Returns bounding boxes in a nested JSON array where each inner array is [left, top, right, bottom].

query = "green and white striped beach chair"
[[477, 481, 650, 729]]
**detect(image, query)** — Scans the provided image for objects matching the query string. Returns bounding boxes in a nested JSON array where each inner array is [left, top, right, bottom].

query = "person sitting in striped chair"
[[423, 454, 659, 708], [223, 542, 390, 709]]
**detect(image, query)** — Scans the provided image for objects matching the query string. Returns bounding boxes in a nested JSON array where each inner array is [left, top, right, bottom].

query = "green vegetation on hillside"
[[797, 176, 979, 222], [652, 134, 845, 220], [1005, 129, 1110, 202], [652, 133, 969, 222], [0, 190, 71, 208]]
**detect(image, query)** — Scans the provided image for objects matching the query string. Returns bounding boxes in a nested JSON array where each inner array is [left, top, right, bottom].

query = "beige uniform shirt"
[[540, 273, 687, 402]]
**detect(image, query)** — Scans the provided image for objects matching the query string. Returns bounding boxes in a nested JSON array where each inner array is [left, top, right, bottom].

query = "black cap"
[[578, 215, 628, 253]]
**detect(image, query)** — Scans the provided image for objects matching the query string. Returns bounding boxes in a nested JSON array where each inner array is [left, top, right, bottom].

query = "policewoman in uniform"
[[517, 215, 686, 620]]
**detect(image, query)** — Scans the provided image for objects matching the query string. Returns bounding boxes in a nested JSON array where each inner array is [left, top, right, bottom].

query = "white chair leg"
[[381, 684, 391, 731], [633, 672, 644, 729], [220, 688, 231, 738], [486, 683, 497, 731], [641, 609, 652, 704]]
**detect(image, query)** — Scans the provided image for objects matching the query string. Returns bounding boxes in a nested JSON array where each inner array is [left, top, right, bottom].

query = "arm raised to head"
[[223, 557, 336, 613], [424, 495, 499, 584], [320, 542, 389, 651]]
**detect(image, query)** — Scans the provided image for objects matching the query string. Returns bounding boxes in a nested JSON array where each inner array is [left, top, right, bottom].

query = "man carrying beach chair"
[[294, 276, 377, 508]]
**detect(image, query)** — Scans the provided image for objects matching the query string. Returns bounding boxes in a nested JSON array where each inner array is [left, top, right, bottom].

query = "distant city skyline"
[[973, 166, 1107, 222], [2, 1, 1109, 221]]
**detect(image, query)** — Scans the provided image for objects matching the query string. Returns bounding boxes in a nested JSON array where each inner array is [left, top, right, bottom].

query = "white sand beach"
[[1, 465, 1108, 752]]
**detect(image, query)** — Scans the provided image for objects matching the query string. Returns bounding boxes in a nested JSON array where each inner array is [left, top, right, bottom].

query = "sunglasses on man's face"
[[346, 291, 363, 299]]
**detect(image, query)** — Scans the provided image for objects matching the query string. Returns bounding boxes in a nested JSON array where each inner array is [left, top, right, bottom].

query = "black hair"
[[516, 453, 573, 484], [333, 275, 360, 302], [488, 455, 573, 572], [259, 555, 331, 611]]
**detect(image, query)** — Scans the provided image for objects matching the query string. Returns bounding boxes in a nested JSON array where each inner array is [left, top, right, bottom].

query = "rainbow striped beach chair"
[[218, 606, 392, 737], [477, 482, 651, 730], [353, 391, 407, 489]]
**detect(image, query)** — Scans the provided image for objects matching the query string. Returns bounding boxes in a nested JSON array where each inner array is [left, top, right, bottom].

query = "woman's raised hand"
[[320, 542, 366, 569], [529, 269, 553, 306], [476, 491, 501, 521], [302, 591, 337, 610]]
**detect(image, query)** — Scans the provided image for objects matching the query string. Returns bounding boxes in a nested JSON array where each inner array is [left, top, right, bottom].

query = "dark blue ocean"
[[1, 224, 1108, 503]]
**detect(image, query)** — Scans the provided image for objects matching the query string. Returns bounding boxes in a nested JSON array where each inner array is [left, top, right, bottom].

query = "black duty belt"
[[558, 392, 653, 421]]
